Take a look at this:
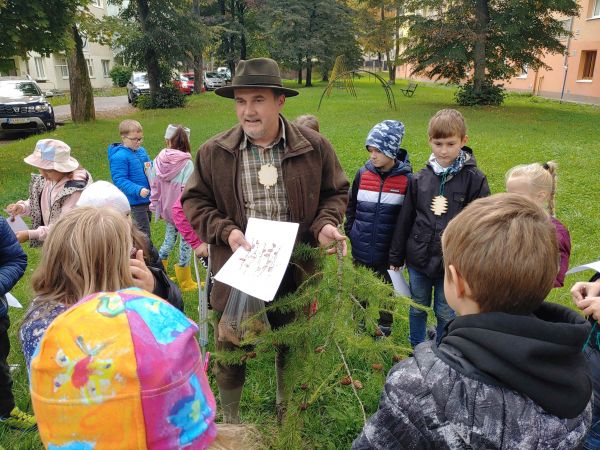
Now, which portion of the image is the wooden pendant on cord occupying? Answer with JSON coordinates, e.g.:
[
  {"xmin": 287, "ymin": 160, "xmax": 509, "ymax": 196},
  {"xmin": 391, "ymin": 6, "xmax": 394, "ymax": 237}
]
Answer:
[
  {"xmin": 258, "ymin": 164, "xmax": 278, "ymax": 189},
  {"xmin": 430, "ymin": 195, "xmax": 448, "ymax": 216}
]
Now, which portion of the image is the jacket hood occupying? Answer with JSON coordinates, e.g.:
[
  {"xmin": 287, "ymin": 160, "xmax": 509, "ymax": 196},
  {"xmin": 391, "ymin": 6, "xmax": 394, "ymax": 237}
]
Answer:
[
  {"xmin": 365, "ymin": 149, "xmax": 412, "ymax": 177},
  {"xmin": 38, "ymin": 168, "xmax": 89, "ymax": 187},
  {"xmin": 70, "ymin": 168, "xmax": 90, "ymax": 182},
  {"xmin": 107, "ymin": 142, "xmax": 123, "ymax": 159},
  {"xmin": 107, "ymin": 142, "xmax": 146, "ymax": 159},
  {"xmin": 154, "ymin": 148, "xmax": 191, "ymax": 181},
  {"xmin": 437, "ymin": 301, "xmax": 592, "ymax": 419}
]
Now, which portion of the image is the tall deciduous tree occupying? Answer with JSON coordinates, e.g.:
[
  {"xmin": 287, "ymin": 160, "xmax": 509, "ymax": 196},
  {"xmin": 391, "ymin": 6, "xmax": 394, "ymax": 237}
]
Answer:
[
  {"xmin": 0, "ymin": 0, "xmax": 81, "ymax": 58},
  {"xmin": 215, "ymin": 0, "xmax": 263, "ymax": 72},
  {"xmin": 261, "ymin": 0, "xmax": 361, "ymax": 87},
  {"xmin": 353, "ymin": 0, "xmax": 405, "ymax": 83},
  {"xmin": 67, "ymin": 23, "xmax": 95, "ymax": 122},
  {"xmin": 401, "ymin": 0, "xmax": 578, "ymax": 103},
  {"xmin": 0, "ymin": 0, "xmax": 98, "ymax": 122},
  {"xmin": 109, "ymin": 0, "xmax": 197, "ymax": 96}
]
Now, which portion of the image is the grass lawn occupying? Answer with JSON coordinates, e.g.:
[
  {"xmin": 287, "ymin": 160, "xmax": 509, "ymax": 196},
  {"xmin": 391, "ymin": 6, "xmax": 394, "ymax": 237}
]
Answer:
[{"xmin": 1, "ymin": 78, "xmax": 599, "ymax": 448}]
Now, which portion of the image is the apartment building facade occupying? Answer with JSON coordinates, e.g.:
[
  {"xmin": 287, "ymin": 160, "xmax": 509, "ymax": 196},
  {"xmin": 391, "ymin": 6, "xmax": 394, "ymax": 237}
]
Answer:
[
  {"xmin": 504, "ymin": 0, "xmax": 600, "ymax": 104},
  {"xmin": 0, "ymin": 0, "xmax": 116, "ymax": 92}
]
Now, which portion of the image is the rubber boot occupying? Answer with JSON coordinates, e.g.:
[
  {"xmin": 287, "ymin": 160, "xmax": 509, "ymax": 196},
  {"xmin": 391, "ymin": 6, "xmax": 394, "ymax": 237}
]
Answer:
[
  {"xmin": 219, "ymin": 386, "xmax": 242, "ymax": 424},
  {"xmin": 174, "ymin": 264, "xmax": 198, "ymax": 291}
]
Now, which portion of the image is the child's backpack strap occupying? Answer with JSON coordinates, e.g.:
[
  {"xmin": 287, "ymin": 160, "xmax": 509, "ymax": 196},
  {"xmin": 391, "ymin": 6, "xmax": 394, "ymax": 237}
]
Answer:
[{"xmin": 175, "ymin": 159, "xmax": 195, "ymax": 186}]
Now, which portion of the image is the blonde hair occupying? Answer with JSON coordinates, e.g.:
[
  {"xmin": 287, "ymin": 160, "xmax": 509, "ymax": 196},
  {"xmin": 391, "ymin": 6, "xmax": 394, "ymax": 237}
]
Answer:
[
  {"xmin": 428, "ymin": 108, "xmax": 467, "ymax": 139},
  {"xmin": 119, "ymin": 119, "xmax": 143, "ymax": 136},
  {"xmin": 294, "ymin": 114, "xmax": 320, "ymax": 132},
  {"xmin": 31, "ymin": 207, "xmax": 134, "ymax": 306},
  {"xmin": 505, "ymin": 161, "xmax": 558, "ymax": 216},
  {"xmin": 442, "ymin": 193, "xmax": 558, "ymax": 314}
]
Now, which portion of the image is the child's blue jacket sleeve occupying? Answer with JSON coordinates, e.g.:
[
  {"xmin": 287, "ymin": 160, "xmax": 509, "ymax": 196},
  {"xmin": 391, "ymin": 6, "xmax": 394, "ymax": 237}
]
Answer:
[{"xmin": 0, "ymin": 217, "xmax": 27, "ymax": 302}]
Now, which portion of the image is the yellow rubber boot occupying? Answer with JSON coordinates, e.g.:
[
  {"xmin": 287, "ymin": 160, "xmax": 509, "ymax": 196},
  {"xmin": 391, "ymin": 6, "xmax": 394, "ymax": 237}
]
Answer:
[
  {"xmin": 163, "ymin": 259, "xmax": 176, "ymax": 282},
  {"xmin": 174, "ymin": 264, "xmax": 198, "ymax": 292}
]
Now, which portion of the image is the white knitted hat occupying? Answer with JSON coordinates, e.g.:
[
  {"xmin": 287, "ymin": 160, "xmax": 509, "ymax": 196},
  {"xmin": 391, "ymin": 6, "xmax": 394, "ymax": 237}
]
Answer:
[{"xmin": 76, "ymin": 181, "xmax": 131, "ymax": 215}]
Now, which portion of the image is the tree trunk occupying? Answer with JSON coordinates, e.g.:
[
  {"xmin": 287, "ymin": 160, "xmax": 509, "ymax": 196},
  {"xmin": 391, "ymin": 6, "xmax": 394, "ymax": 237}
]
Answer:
[
  {"xmin": 136, "ymin": 0, "xmax": 160, "ymax": 95},
  {"xmin": 67, "ymin": 24, "xmax": 95, "ymax": 123},
  {"xmin": 322, "ymin": 66, "xmax": 329, "ymax": 82},
  {"xmin": 386, "ymin": 49, "xmax": 394, "ymax": 83},
  {"xmin": 297, "ymin": 56, "xmax": 303, "ymax": 84},
  {"xmin": 473, "ymin": 0, "xmax": 490, "ymax": 94},
  {"xmin": 305, "ymin": 56, "xmax": 312, "ymax": 87},
  {"xmin": 192, "ymin": 0, "xmax": 204, "ymax": 95},
  {"xmin": 193, "ymin": 55, "xmax": 203, "ymax": 95},
  {"xmin": 238, "ymin": 1, "xmax": 246, "ymax": 60},
  {"xmin": 389, "ymin": 2, "xmax": 401, "ymax": 83}
]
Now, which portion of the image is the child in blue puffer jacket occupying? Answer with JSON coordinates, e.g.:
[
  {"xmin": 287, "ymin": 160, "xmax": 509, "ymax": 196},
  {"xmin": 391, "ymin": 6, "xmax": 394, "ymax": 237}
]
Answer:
[
  {"xmin": 108, "ymin": 119, "xmax": 153, "ymax": 243},
  {"xmin": 345, "ymin": 120, "xmax": 412, "ymax": 336}
]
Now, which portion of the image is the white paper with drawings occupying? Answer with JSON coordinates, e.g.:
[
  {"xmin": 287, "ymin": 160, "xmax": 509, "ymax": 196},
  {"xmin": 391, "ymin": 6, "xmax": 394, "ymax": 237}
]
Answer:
[
  {"xmin": 214, "ymin": 218, "xmax": 299, "ymax": 302},
  {"xmin": 6, "ymin": 292, "xmax": 23, "ymax": 308},
  {"xmin": 388, "ymin": 269, "xmax": 411, "ymax": 297},
  {"xmin": 6, "ymin": 215, "xmax": 28, "ymax": 234},
  {"xmin": 567, "ymin": 260, "xmax": 600, "ymax": 275}
]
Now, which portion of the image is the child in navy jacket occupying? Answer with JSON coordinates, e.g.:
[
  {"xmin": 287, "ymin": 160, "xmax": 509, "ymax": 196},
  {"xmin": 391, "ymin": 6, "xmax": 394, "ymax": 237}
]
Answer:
[
  {"xmin": 0, "ymin": 217, "xmax": 35, "ymax": 429},
  {"xmin": 345, "ymin": 120, "xmax": 412, "ymax": 335},
  {"xmin": 389, "ymin": 109, "xmax": 489, "ymax": 347}
]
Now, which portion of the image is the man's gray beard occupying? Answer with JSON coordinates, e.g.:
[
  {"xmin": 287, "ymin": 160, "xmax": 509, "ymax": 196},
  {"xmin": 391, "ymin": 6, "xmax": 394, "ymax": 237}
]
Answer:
[{"xmin": 243, "ymin": 127, "xmax": 265, "ymax": 140}]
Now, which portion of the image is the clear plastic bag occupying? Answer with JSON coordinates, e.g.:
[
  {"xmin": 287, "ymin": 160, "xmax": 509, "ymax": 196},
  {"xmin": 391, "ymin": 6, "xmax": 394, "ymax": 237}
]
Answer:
[{"xmin": 218, "ymin": 288, "xmax": 270, "ymax": 346}]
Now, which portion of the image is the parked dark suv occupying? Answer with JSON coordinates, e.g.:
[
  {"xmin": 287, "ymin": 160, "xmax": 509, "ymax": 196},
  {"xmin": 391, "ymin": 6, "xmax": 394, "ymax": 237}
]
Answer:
[{"xmin": 0, "ymin": 78, "xmax": 55, "ymax": 136}]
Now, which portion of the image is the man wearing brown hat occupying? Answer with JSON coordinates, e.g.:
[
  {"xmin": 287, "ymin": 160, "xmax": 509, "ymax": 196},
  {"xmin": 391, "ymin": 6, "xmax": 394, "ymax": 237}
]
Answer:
[{"xmin": 181, "ymin": 57, "xmax": 349, "ymax": 423}]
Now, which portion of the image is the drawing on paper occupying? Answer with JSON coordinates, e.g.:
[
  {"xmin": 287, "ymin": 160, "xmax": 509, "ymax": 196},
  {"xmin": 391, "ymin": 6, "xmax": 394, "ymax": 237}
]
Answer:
[{"xmin": 238, "ymin": 239, "xmax": 282, "ymax": 277}]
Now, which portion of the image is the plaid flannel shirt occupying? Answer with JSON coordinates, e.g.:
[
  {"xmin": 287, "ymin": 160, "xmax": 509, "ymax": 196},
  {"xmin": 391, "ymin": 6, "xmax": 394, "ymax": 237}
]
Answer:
[{"xmin": 239, "ymin": 118, "xmax": 290, "ymax": 222}]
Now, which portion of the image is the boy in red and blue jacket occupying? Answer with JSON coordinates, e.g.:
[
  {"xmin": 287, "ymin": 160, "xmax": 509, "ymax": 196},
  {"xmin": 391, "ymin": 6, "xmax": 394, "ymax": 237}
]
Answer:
[{"xmin": 345, "ymin": 120, "xmax": 412, "ymax": 335}]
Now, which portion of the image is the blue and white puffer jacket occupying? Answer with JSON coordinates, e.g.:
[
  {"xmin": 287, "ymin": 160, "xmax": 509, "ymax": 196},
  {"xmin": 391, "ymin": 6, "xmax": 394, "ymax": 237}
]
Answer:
[{"xmin": 345, "ymin": 152, "xmax": 412, "ymax": 266}]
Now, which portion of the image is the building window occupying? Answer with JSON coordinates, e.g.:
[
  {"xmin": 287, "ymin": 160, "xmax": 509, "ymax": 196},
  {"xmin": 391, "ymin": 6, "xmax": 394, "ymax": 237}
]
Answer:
[
  {"xmin": 558, "ymin": 18, "xmax": 572, "ymax": 40},
  {"xmin": 90, "ymin": 0, "xmax": 102, "ymax": 7},
  {"xmin": 517, "ymin": 65, "xmax": 529, "ymax": 79},
  {"xmin": 86, "ymin": 58, "xmax": 95, "ymax": 78},
  {"xmin": 592, "ymin": 0, "xmax": 600, "ymax": 17},
  {"xmin": 578, "ymin": 50, "xmax": 597, "ymax": 80},
  {"xmin": 34, "ymin": 57, "xmax": 46, "ymax": 79},
  {"xmin": 101, "ymin": 60, "xmax": 110, "ymax": 78},
  {"xmin": 56, "ymin": 57, "xmax": 69, "ymax": 78},
  {"xmin": 0, "ymin": 59, "xmax": 17, "ymax": 76}
]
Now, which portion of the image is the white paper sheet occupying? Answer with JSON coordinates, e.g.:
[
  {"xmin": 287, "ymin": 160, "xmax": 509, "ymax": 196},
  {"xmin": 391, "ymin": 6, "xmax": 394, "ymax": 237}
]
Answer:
[
  {"xmin": 6, "ymin": 292, "xmax": 22, "ymax": 308},
  {"xmin": 566, "ymin": 260, "xmax": 600, "ymax": 275},
  {"xmin": 388, "ymin": 269, "xmax": 411, "ymax": 297},
  {"xmin": 6, "ymin": 215, "xmax": 28, "ymax": 234},
  {"xmin": 214, "ymin": 218, "xmax": 299, "ymax": 302}
]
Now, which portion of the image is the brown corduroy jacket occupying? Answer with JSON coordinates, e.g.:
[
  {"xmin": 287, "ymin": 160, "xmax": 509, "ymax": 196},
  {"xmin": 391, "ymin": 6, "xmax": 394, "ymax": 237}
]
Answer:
[{"xmin": 181, "ymin": 116, "xmax": 349, "ymax": 311}]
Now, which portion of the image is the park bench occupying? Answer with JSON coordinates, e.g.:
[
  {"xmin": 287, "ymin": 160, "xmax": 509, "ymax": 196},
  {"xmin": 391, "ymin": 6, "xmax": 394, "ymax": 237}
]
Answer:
[{"xmin": 399, "ymin": 82, "xmax": 418, "ymax": 97}]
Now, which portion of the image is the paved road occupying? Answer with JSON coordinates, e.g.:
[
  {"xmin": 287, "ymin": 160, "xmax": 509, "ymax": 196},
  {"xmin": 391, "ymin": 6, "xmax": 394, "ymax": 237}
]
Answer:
[
  {"xmin": 1, "ymin": 95, "xmax": 134, "ymax": 145},
  {"xmin": 53, "ymin": 95, "xmax": 133, "ymax": 121}
]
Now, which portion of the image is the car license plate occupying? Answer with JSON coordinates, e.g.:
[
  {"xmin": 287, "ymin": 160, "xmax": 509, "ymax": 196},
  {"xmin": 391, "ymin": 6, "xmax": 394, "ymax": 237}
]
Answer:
[{"xmin": 3, "ymin": 118, "xmax": 30, "ymax": 124}]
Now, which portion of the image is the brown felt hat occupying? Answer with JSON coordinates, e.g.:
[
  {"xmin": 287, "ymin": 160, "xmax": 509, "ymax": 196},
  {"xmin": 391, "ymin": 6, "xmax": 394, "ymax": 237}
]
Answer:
[{"xmin": 215, "ymin": 58, "xmax": 299, "ymax": 99}]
